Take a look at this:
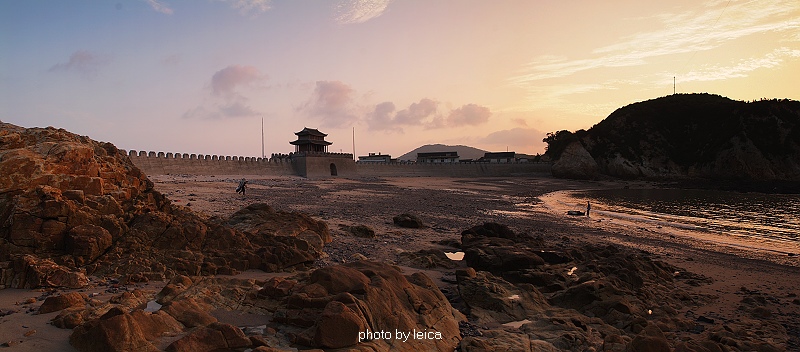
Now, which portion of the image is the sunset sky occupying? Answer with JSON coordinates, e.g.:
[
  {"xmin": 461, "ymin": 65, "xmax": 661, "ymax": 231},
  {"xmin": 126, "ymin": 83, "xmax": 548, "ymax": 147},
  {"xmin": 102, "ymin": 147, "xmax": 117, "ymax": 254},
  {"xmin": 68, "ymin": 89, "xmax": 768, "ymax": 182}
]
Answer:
[{"xmin": 2, "ymin": 1, "xmax": 799, "ymax": 158}]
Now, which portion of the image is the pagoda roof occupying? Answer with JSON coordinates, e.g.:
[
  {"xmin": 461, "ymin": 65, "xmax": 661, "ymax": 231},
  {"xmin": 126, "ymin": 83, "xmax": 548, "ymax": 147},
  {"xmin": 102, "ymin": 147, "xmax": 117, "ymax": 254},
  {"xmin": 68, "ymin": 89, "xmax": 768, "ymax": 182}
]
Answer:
[
  {"xmin": 290, "ymin": 139, "xmax": 332, "ymax": 146},
  {"xmin": 295, "ymin": 127, "xmax": 327, "ymax": 137}
]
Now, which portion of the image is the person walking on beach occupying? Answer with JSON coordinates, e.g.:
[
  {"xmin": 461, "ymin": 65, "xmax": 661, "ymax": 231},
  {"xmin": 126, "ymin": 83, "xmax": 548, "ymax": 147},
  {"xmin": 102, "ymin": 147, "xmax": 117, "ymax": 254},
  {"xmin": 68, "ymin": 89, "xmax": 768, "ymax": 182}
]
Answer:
[
  {"xmin": 586, "ymin": 201, "xmax": 591, "ymax": 217},
  {"xmin": 236, "ymin": 178, "xmax": 248, "ymax": 196}
]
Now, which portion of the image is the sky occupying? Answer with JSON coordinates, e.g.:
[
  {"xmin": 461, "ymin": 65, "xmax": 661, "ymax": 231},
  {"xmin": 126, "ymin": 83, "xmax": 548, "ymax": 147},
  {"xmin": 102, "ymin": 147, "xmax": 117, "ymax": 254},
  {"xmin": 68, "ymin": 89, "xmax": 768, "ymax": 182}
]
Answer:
[{"xmin": 1, "ymin": 0, "xmax": 799, "ymax": 158}]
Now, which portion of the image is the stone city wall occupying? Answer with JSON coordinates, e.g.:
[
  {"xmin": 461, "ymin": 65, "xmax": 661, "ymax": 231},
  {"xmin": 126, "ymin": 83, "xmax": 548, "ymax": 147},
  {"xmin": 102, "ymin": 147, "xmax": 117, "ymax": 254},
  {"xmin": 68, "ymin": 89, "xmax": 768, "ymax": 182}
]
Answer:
[
  {"xmin": 126, "ymin": 150, "xmax": 552, "ymax": 177},
  {"xmin": 354, "ymin": 162, "xmax": 552, "ymax": 177},
  {"xmin": 126, "ymin": 150, "xmax": 296, "ymax": 176}
]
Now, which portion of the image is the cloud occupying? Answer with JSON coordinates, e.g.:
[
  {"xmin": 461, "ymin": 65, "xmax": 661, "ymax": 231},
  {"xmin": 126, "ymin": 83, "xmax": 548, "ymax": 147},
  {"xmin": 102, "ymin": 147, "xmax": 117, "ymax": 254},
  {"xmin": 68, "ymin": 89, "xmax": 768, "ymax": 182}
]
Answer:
[
  {"xmin": 215, "ymin": 0, "xmax": 272, "ymax": 16},
  {"xmin": 395, "ymin": 98, "xmax": 438, "ymax": 125},
  {"xmin": 219, "ymin": 101, "xmax": 260, "ymax": 117},
  {"xmin": 144, "ymin": 0, "xmax": 173, "ymax": 14},
  {"xmin": 363, "ymin": 99, "xmax": 490, "ymax": 131},
  {"xmin": 511, "ymin": 118, "xmax": 528, "ymax": 127},
  {"xmin": 183, "ymin": 64, "xmax": 266, "ymax": 119},
  {"xmin": 367, "ymin": 98, "xmax": 440, "ymax": 131},
  {"xmin": 298, "ymin": 81, "xmax": 488, "ymax": 131},
  {"xmin": 478, "ymin": 127, "xmax": 547, "ymax": 154},
  {"xmin": 182, "ymin": 99, "xmax": 261, "ymax": 120},
  {"xmin": 48, "ymin": 50, "xmax": 110, "ymax": 76},
  {"xmin": 211, "ymin": 65, "xmax": 265, "ymax": 96},
  {"xmin": 335, "ymin": 0, "xmax": 392, "ymax": 24},
  {"xmin": 162, "ymin": 54, "xmax": 181, "ymax": 65},
  {"xmin": 672, "ymin": 47, "xmax": 800, "ymax": 83},
  {"xmin": 301, "ymin": 81, "xmax": 359, "ymax": 128},
  {"xmin": 511, "ymin": 1, "xmax": 800, "ymax": 83},
  {"xmin": 447, "ymin": 104, "xmax": 491, "ymax": 126},
  {"xmin": 367, "ymin": 101, "xmax": 397, "ymax": 130}
]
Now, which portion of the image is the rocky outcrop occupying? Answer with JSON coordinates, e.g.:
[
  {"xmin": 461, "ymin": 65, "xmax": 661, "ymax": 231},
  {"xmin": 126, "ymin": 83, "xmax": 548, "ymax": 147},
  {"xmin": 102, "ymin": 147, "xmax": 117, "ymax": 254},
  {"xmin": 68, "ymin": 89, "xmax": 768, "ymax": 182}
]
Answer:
[
  {"xmin": 266, "ymin": 260, "xmax": 461, "ymax": 351},
  {"xmin": 457, "ymin": 222, "xmax": 788, "ymax": 351},
  {"xmin": 551, "ymin": 142, "xmax": 599, "ymax": 179},
  {"xmin": 64, "ymin": 261, "xmax": 460, "ymax": 351},
  {"xmin": 0, "ymin": 122, "xmax": 329, "ymax": 289},
  {"xmin": 548, "ymin": 94, "xmax": 800, "ymax": 183}
]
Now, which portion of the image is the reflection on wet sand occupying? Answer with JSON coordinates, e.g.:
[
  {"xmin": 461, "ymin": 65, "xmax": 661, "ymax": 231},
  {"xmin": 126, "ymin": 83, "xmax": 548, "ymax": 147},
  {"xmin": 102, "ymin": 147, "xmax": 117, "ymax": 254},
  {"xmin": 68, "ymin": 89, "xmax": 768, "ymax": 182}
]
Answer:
[{"xmin": 536, "ymin": 190, "xmax": 800, "ymax": 259}]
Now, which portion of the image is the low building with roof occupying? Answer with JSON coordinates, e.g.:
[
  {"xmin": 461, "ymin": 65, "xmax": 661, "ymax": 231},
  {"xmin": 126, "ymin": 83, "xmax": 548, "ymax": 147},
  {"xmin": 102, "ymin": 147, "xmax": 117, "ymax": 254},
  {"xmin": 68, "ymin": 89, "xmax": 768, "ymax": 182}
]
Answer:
[
  {"xmin": 417, "ymin": 151, "xmax": 459, "ymax": 163},
  {"xmin": 358, "ymin": 152, "xmax": 392, "ymax": 163},
  {"xmin": 481, "ymin": 151, "xmax": 516, "ymax": 163}
]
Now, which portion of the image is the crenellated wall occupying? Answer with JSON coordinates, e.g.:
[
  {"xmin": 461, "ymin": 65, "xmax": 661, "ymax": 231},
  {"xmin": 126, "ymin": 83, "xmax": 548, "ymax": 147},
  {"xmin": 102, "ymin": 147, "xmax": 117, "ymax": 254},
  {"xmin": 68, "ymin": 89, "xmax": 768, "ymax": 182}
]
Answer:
[
  {"xmin": 125, "ymin": 149, "xmax": 552, "ymax": 178},
  {"xmin": 126, "ymin": 150, "xmax": 296, "ymax": 176}
]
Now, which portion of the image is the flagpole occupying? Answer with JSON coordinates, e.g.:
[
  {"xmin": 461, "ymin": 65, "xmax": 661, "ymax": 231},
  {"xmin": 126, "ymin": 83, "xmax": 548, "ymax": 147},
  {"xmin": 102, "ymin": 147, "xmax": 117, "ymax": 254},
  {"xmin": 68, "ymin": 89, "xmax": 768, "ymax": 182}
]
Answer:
[{"xmin": 261, "ymin": 118, "xmax": 264, "ymax": 158}]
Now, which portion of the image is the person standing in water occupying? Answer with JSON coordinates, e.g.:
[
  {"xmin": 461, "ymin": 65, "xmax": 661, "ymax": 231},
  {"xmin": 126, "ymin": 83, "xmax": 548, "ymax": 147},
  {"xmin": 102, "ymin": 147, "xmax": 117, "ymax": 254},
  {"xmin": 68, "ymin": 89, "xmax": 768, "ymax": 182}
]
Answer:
[{"xmin": 586, "ymin": 201, "xmax": 591, "ymax": 217}]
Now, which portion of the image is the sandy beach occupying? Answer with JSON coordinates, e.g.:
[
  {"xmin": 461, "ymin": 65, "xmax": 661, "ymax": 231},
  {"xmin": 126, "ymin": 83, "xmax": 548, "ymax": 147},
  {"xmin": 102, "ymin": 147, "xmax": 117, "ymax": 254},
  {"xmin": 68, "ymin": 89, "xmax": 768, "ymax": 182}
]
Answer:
[{"xmin": 2, "ymin": 173, "xmax": 799, "ymax": 350}]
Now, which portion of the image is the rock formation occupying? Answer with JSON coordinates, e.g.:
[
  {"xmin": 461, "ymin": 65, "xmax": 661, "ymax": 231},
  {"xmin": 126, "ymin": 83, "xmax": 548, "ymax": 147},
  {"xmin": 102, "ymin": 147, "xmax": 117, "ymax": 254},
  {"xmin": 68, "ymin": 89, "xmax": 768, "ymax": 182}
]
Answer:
[
  {"xmin": 393, "ymin": 213, "xmax": 427, "ymax": 228},
  {"xmin": 456, "ymin": 222, "xmax": 789, "ymax": 351},
  {"xmin": 551, "ymin": 141, "xmax": 599, "ymax": 179},
  {"xmin": 546, "ymin": 94, "xmax": 800, "ymax": 183},
  {"xmin": 0, "ymin": 122, "xmax": 330, "ymax": 289},
  {"xmin": 61, "ymin": 261, "xmax": 460, "ymax": 351}
]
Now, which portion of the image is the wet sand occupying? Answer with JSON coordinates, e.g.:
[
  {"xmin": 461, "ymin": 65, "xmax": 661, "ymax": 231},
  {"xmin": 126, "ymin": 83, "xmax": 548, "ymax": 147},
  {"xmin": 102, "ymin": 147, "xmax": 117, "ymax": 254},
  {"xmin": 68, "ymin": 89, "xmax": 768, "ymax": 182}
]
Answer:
[{"xmin": 539, "ymin": 190, "xmax": 800, "ymax": 266}]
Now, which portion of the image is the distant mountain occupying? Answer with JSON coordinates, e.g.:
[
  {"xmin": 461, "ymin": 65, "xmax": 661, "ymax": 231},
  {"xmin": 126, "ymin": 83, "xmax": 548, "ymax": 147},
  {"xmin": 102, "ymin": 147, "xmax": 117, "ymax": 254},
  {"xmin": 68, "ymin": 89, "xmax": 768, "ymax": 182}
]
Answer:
[
  {"xmin": 397, "ymin": 144, "xmax": 489, "ymax": 161},
  {"xmin": 547, "ymin": 93, "xmax": 800, "ymax": 182}
]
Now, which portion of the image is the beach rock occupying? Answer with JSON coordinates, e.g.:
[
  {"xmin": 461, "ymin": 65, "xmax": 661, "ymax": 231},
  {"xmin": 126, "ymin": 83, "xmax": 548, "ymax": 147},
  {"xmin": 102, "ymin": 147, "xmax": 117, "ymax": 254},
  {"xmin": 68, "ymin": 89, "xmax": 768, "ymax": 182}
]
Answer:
[
  {"xmin": 70, "ymin": 310, "xmax": 183, "ymax": 352},
  {"xmin": 455, "ymin": 221, "xmax": 738, "ymax": 351},
  {"xmin": 457, "ymin": 271, "xmax": 547, "ymax": 324},
  {"xmin": 272, "ymin": 261, "xmax": 460, "ymax": 351},
  {"xmin": 66, "ymin": 224, "xmax": 113, "ymax": 265},
  {"xmin": 166, "ymin": 322, "xmax": 251, "ymax": 352},
  {"xmin": 161, "ymin": 297, "xmax": 217, "ymax": 327},
  {"xmin": 226, "ymin": 203, "xmax": 332, "ymax": 249},
  {"xmin": 461, "ymin": 223, "xmax": 546, "ymax": 273},
  {"xmin": 626, "ymin": 325, "xmax": 670, "ymax": 352},
  {"xmin": 342, "ymin": 224, "xmax": 376, "ymax": 238},
  {"xmin": 675, "ymin": 340, "xmax": 726, "ymax": 352},
  {"xmin": 313, "ymin": 301, "xmax": 366, "ymax": 348},
  {"xmin": 460, "ymin": 329, "xmax": 560, "ymax": 352},
  {"xmin": 393, "ymin": 213, "xmax": 426, "ymax": 228},
  {"xmin": 11, "ymin": 255, "xmax": 88, "ymax": 289},
  {"xmin": 551, "ymin": 141, "xmax": 599, "ymax": 179},
  {"xmin": 39, "ymin": 292, "xmax": 88, "ymax": 314},
  {"xmin": 399, "ymin": 249, "xmax": 458, "ymax": 269},
  {"xmin": 0, "ymin": 122, "xmax": 331, "ymax": 289},
  {"xmin": 52, "ymin": 307, "xmax": 91, "ymax": 329}
]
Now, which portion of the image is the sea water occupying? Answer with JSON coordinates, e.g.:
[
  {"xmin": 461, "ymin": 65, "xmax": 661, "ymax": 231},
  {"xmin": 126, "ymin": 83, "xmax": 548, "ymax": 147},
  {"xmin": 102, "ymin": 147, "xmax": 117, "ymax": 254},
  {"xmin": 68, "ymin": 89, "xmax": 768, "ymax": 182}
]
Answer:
[{"xmin": 573, "ymin": 188, "xmax": 800, "ymax": 244}]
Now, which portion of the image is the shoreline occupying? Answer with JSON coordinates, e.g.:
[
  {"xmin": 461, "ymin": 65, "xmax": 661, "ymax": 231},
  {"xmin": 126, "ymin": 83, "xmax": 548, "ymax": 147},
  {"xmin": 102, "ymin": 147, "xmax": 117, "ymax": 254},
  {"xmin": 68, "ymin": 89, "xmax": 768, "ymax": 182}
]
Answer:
[{"xmin": 538, "ymin": 190, "xmax": 800, "ymax": 266}]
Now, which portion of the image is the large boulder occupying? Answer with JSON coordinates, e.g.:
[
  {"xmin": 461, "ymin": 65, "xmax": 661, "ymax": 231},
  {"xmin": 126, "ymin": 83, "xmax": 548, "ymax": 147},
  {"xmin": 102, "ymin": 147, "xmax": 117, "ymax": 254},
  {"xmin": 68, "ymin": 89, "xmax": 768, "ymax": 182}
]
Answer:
[
  {"xmin": 551, "ymin": 141, "xmax": 599, "ymax": 179},
  {"xmin": 270, "ymin": 260, "xmax": 461, "ymax": 351},
  {"xmin": 70, "ymin": 310, "xmax": 183, "ymax": 352},
  {"xmin": 393, "ymin": 213, "xmax": 427, "ymax": 228},
  {"xmin": 39, "ymin": 292, "xmax": 89, "ymax": 314}
]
